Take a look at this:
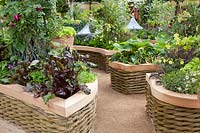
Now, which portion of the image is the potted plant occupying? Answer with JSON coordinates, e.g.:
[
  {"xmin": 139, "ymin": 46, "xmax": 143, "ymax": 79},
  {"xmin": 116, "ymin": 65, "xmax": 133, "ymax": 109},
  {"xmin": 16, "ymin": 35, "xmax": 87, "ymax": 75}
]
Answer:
[
  {"xmin": 109, "ymin": 38, "xmax": 161, "ymax": 94},
  {"xmin": 51, "ymin": 26, "xmax": 76, "ymax": 49},
  {"xmin": 146, "ymin": 34, "xmax": 200, "ymax": 133}
]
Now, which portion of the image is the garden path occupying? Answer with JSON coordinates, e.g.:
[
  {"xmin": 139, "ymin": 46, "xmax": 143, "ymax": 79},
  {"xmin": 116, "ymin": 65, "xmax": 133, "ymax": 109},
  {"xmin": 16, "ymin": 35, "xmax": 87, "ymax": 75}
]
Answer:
[{"xmin": 0, "ymin": 69, "xmax": 154, "ymax": 133}]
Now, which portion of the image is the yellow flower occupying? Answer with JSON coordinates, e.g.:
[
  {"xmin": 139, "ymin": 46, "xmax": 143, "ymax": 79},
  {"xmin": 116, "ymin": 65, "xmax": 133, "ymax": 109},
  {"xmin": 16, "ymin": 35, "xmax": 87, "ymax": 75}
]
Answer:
[
  {"xmin": 168, "ymin": 60, "xmax": 173, "ymax": 64},
  {"xmin": 165, "ymin": 44, "xmax": 171, "ymax": 49},
  {"xmin": 180, "ymin": 60, "xmax": 184, "ymax": 65}
]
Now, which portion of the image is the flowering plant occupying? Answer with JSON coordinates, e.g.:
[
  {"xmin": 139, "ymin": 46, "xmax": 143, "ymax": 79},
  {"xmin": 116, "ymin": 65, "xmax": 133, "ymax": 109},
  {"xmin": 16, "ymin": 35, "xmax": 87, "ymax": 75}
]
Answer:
[
  {"xmin": 156, "ymin": 34, "xmax": 200, "ymax": 72},
  {"xmin": 0, "ymin": 0, "xmax": 61, "ymax": 60},
  {"xmin": 153, "ymin": 34, "xmax": 200, "ymax": 94},
  {"xmin": 161, "ymin": 58, "xmax": 200, "ymax": 94}
]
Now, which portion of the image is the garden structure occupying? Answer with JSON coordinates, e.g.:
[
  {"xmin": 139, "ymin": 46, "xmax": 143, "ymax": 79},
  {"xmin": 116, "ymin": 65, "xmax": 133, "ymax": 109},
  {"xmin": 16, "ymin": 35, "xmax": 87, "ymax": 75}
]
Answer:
[
  {"xmin": 74, "ymin": 45, "xmax": 115, "ymax": 72},
  {"xmin": 0, "ymin": 0, "xmax": 200, "ymax": 133},
  {"xmin": 0, "ymin": 81, "xmax": 98, "ymax": 133},
  {"xmin": 109, "ymin": 62, "xmax": 160, "ymax": 94},
  {"xmin": 146, "ymin": 73, "xmax": 200, "ymax": 133}
]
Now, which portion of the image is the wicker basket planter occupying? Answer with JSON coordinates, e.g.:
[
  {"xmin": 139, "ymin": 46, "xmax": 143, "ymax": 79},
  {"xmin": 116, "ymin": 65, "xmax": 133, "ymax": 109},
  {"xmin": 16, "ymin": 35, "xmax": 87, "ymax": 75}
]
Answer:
[
  {"xmin": 109, "ymin": 62, "xmax": 160, "ymax": 94},
  {"xmin": 51, "ymin": 36, "xmax": 74, "ymax": 49},
  {"xmin": 0, "ymin": 80, "xmax": 98, "ymax": 133},
  {"xmin": 146, "ymin": 73, "xmax": 200, "ymax": 133},
  {"xmin": 74, "ymin": 45, "xmax": 115, "ymax": 73}
]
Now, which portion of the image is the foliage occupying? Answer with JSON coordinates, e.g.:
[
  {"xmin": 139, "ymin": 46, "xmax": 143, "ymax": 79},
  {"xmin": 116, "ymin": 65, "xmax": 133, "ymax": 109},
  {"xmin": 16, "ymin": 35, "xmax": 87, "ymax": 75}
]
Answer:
[
  {"xmin": 156, "ymin": 34, "xmax": 200, "ymax": 72},
  {"xmin": 181, "ymin": 57, "xmax": 200, "ymax": 72},
  {"xmin": 75, "ymin": 61, "xmax": 96, "ymax": 84},
  {"xmin": 0, "ymin": 37, "xmax": 10, "ymax": 61},
  {"xmin": 89, "ymin": 0, "xmax": 131, "ymax": 49},
  {"xmin": 171, "ymin": 3, "xmax": 200, "ymax": 36},
  {"xmin": 56, "ymin": 0, "xmax": 69, "ymax": 17},
  {"xmin": 146, "ymin": 0, "xmax": 175, "ymax": 30},
  {"xmin": 161, "ymin": 69, "xmax": 200, "ymax": 94},
  {"xmin": 0, "ymin": 0, "xmax": 60, "ymax": 60},
  {"xmin": 0, "ymin": 61, "xmax": 10, "ymax": 83},
  {"xmin": 110, "ymin": 38, "xmax": 164, "ymax": 65},
  {"xmin": 56, "ymin": 26, "xmax": 76, "ymax": 37},
  {"xmin": 11, "ymin": 47, "xmax": 95, "ymax": 103},
  {"xmin": 74, "ymin": 0, "xmax": 101, "ymax": 2}
]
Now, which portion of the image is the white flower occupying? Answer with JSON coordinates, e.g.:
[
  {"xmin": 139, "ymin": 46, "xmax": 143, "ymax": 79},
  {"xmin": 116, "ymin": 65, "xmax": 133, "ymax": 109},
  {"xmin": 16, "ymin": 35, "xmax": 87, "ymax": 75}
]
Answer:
[
  {"xmin": 185, "ymin": 75, "xmax": 189, "ymax": 80},
  {"xmin": 177, "ymin": 87, "xmax": 182, "ymax": 91},
  {"xmin": 192, "ymin": 78, "xmax": 197, "ymax": 83}
]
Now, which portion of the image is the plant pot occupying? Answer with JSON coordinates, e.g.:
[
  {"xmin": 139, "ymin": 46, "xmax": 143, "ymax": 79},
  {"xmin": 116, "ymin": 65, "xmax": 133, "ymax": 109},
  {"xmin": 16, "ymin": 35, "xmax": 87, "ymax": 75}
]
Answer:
[
  {"xmin": 0, "ymin": 80, "xmax": 98, "ymax": 133},
  {"xmin": 51, "ymin": 36, "xmax": 74, "ymax": 49},
  {"xmin": 109, "ymin": 62, "xmax": 160, "ymax": 94},
  {"xmin": 146, "ymin": 73, "xmax": 200, "ymax": 133},
  {"xmin": 74, "ymin": 45, "xmax": 116, "ymax": 73}
]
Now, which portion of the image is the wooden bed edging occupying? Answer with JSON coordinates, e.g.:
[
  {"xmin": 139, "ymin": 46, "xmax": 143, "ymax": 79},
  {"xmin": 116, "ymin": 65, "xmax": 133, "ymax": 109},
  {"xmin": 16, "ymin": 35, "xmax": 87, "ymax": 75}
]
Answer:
[
  {"xmin": 74, "ymin": 45, "xmax": 116, "ymax": 72},
  {"xmin": 0, "ymin": 80, "xmax": 98, "ymax": 117},
  {"xmin": 73, "ymin": 45, "xmax": 115, "ymax": 56},
  {"xmin": 109, "ymin": 62, "xmax": 161, "ymax": 72}
]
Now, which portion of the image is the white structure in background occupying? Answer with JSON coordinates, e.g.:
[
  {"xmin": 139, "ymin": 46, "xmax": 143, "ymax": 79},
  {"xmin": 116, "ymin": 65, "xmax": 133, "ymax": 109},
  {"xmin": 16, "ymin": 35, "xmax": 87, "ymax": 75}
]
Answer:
[
  {"xmin": 126, "ymin": 16, "xmax": 143, "ymax": 30},
  {"xmin": 77, "ymin": 23, "xmax": 94, "ymax": 36}
]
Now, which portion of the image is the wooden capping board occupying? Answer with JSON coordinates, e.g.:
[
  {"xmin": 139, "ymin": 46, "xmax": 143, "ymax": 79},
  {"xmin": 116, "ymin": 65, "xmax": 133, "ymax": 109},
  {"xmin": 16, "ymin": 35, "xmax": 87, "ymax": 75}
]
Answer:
[
  {"xmin": 146, "ymin": 73, "xmax": 200, "ymax": 108},
  {"xmin": 73, "ymin": 45, "xmax": 116, "ymax": 56},
  {"xmin": 109, "ymin": 62, "xmax": 161, "ymax": 72},
  {"xmin": 0, "ymin": 80, "xmax": 98, "ymax": 118}
]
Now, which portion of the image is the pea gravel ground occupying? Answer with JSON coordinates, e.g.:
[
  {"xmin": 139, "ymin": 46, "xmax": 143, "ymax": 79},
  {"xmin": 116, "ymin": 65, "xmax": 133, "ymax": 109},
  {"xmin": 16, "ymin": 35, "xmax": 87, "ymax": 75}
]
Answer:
[{"xmin": 0, "ymin": 69, "xmax": 154, "ymax": 133}]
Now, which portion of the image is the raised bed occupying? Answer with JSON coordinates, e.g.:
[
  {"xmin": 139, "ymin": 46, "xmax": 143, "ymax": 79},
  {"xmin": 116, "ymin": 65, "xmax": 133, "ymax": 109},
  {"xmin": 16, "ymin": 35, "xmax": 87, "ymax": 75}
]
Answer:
[
  {"xmin": 0, "ymin": 80, "xmax": 98, "ymax": 133},
  {"xmin": 146, "ymin": 73, "xmax": 200, "ymax": 133},
  {"xmin": 74, "ymin": 45, "xmax": 115, "ymax": 72},
  {"xmin": 109, "ymin": 62, "xmax": 160, "ymax": 94}
]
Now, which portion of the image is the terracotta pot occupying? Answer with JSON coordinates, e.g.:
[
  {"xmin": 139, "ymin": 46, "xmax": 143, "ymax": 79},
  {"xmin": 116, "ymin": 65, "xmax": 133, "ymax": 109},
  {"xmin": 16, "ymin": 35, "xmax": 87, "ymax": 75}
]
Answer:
[
  {"xmin": 108, "ymin": 62, "xmax": 161, "ymax": 94},
  {"xmin": 0, "ymin": 80, "xmax": 98, "ymax": 132},
  {"xmin": 51, "ymin": 36, "xmax": 74, "ymax": 49},
  {"xmin": 146, "ymin": 73, "xmax": 200, "ymax": 133}
]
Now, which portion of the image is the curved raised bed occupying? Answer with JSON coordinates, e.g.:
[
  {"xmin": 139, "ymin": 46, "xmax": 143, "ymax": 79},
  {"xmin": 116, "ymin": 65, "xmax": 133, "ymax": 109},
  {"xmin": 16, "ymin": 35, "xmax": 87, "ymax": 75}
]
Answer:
[
  {"xmin": 74, "ymin": 45, "xmax": 115, "ymax": 72},
  {"xmin": 0, "ymin": 80, "xmax": 98, "ymax": 133},
  {"xmin": 146, "ymin": 73, "xmax": 200, "ymax": 133},
  {"xmin": 109, "ymin": 62, "xmax": 160, "ymax": 94}
]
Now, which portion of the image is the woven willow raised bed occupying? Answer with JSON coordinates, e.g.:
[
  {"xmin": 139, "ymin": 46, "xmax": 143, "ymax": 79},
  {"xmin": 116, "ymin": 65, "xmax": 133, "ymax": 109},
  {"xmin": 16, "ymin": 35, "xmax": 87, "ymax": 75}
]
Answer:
[
  {"xmin": 74, "ymin": 46, "xmax": 115, "ymax": 73},
  {"xmin": 0, "ymin": 80, "xmax": 98, "ymax": 133},
  {"xmin": 109, "ymin": 62, "xmax": 160, "ymax": 94},
  {"xmin": 146, "ymin": 74, "xmax": 200, "ymax": 133}
]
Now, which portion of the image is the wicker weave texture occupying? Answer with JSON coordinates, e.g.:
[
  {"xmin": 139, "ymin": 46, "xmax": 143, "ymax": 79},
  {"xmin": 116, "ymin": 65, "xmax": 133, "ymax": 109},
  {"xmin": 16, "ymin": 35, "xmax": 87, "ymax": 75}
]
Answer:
[
  {"xmin": 146, "ymin": 84, "xmax": 200, "ymax": 133},
  {"xmin": 77, "ymin": 50, "xmax": 111, "ymax": 73},
  {"xmin": 0, "ymin": 93, "xmax": 96, "ymax": 133},
  {"xmin": 110, "ymin": 67, "xmax": 154, "ymax": 94}
]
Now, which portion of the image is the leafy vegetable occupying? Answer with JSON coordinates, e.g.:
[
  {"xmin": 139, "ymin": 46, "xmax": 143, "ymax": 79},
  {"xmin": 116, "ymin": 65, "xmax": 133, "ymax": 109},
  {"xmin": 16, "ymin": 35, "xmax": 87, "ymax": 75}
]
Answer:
[
  {"xmin": 11, "ymin": 47, "xmax": 95, "ymax": 103},
  {"xmin": 110, "ymin": 38, "xmax": 163, "ymax": 65}
]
